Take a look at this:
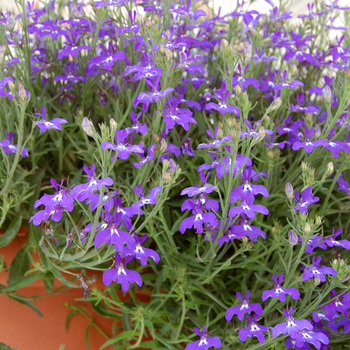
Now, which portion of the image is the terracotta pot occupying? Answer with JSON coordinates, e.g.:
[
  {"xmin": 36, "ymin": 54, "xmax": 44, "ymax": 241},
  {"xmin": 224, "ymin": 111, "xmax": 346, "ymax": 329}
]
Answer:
[{"xmin": 0, "ymin": 226, "xmax": 151, "ymax": 350}]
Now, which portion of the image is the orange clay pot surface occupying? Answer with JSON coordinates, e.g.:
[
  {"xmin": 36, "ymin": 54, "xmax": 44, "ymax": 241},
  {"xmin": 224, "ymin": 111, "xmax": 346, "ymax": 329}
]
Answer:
[{"xmin": 0, "ymin": 226, "xmax": 151, "ymax": 350}]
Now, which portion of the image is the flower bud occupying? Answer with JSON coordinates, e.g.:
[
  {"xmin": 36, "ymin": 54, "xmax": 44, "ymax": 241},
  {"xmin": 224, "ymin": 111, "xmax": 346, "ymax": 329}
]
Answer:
[
  {"xmin": 304, "ymin": 222, "xmax": 311, "ymax": 235},
  {"xmin": 162, "ymin": 159, "xmax": 169, "ymax": 172},
  {"xmin": 326, "ymin": 162, "xmax": 334, "ymax": 176},
  {"xmin": 164, "ymin": 48, "xmax": 173, "ymax": 60},
  {"xmin": 217, "ymin": 127, "xmax": 224, "ymax": 140},
  {"xmin": 160, "ymin": 138, "xmax": 167, "ymax": 153},
  {"xmin": 221, "ymin": 39, "xmax": 229, "ymax": 49},
  {"xmin": 243, "ymin": 43, "xmax": 252, "ymax": 63},
  {"xmin": 267, "ymin": 97, "xmax": 282, "ymax": 113},
  {"xmin": 285, "ymin": 183, "xmax": 294, "ymax": 199},
  {"xmin": 289, "ymin": 230, "xmax": 298, "ymax": 246},
  {"xmin": 168, "ymin": 159, "xmax": 177, "ymax": 174},
  {"xmin": 82, "ymin": 117, "xmax": 94, "ymax": 137},
  {"xmin": 18, "ymin": 83, "xmax": 27, "ymax": 102},
  {"xmin": 234, "ymin": 85, "xmax": 241, "ymax": 95},
  {"xmin": 145, "ymin": 18, "xmax": 152, "ymax": 28},
  {"xmin": 163, "ymin": 171, "xmax": 171, "ymax": 184},
  {"xmin": 301, "ymin": 162, "xmax": 307, "ymax": 172},
  {"xmin": 0, "ymin": 46, "xmax": 5, "ymax": 64},
  {"xmin": 109, "ymin": 118, "xmax": 117, "ymax": 133},
  {"xmin": 291, "ymin": 64, "xmax": 298, "ymax": 78},
  {"xmin": 316, "ymin": 216, "xmax": 322, "ymax": 225},
  {"xmin": 323, "ymin": 85, "xmax": 332, "ymax": 104},
  {"xmin": 153, "ymin": 134, "xmax": 159, "ymax": 142}
]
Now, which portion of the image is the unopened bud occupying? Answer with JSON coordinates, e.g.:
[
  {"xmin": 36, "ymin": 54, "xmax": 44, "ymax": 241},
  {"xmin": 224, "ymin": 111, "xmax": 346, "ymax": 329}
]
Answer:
[
  {"xmin": 162, "ymin": 159, "xmax": 169, "ymax": 171},
  {"xmin": 323, "ymin": 85, "xmax": 332, "ymax": 104},
  {"xmin": 242, "ymin": 236, "xmax": 248, "ymax": 244},
  {"xmin": 243, "ymin": 43, "xmax": 252, "ymax": 63},
  {"xmin": 314, "ymin": 126, "xmax": 321, "ymax": 139},
  {"xmin": 217, "ymin": 127, "xmax": 223, "ymax": 140},
  {"xmin": 221, "ymin": 39, "xmax": 229, "ymax": 49},
  {"xmin": 168, "ymin": 159, "xmax": 177, "ymax": 174},
  {"xmin": 301, "ymin": 162, "xmax": 307, "ymax": 172},
  {"xmin": 145, "ymin": 18, "xmax": 152, "ymax": 28},
  {"xmin": 289, "ymin": 230, "xmax": 298, "ymax": 246},
  {"xmin": 291, "ymin": 65, "xmax": 298, "ymax": 78},
  {"xmin": 234, "ymin": 85, "xmax": 241, "ymax": 95},
  {"xmin": 285, "ymin": 183, "xmax": 294, "ymax": 199},
  {"xmin": 262, "ymin": 114, "xmax": 270, "ymax": 128},
  {"xmin": 109, "ymin": 118, "xmax": 117, "ymax": 132},
  {"xmin": 255, "ymin": 127, "xmax": 265, "ymax": 142},
  {"xmin": 0, "ymin": 46, "xmax": 5, "ymax": 64},
  {"xmin": 160, "ymin": 138, "xmax": 167, "ymax": 153},
  {"xmin": 316, "ymin": 216, "xmax": 322, "ymax": 225},
  {"xmin": 82, "ymin": 117, "xmax": 94, "ymax": 137},
  {"xmin": 163, "ymin": 171, "xmax": 171, "ymax": 184},
  {"xmin": 326, "ymin": 162, "xmax": 334, "ymax": 176},
  {"xmin": 214, "ymin": 44, "xmax": 219, "ymax": 53},
  {"xmin": 164, "ymin": 48, "xmax": 172, "ymax": 60},
  {"xmin": 304, "ymin": 222, "xmax": 311, "ymax": 235},
  {"xmin": 267, "ymin": 97, "xmax": 282, "ymax": 113},
  {"xmin": 18, "ymin": 83, "xmax": 27, "ymax": 102}
]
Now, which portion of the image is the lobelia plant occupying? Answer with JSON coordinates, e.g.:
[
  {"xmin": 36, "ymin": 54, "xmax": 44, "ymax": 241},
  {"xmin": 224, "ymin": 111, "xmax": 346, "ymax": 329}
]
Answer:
[{"xmin": 1, "ymin": 0, "xmax": 350, "ymax": 349}]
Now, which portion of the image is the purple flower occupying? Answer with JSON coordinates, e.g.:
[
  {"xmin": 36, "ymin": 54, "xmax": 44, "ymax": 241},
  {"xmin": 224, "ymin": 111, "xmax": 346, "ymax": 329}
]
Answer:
[
  {"xmin": 303, "ymin": 235, "xmax": 327, "ymax": 254},
  {"xmin": 29, "ymin": 205, "xmax": 64, "ymax": 225},
  {"xmin": 163, "ymin": 95, "xmax": 197, "ymax": 131},
  {"xmin": 337, "ymin": 173, "xmax": 350, "ymax": 196},
  {"xmin": 58, "ymin": 30, "xmax": 91, "ymax": 59},
  {"xmin": 185, "ymin": 326, "xmax": 221, "ymax": 350},
  {"xmin": 71, "ymin": 164, "xmax": 113, "ymax": 202},
  {"xmin": 133, "ymin": 144, "xmax": 156, "ymax": 169},
  {"xmin": 133, "ymin": 78, "xmax": 174, "ymax": 112},
  {"xmin": 33, "ymin": 178, "xmax": 74, "ymax": 213},
  {"xmin": 230, "ymin": 217, "xmax": 266, "ymax": 242},
  {"xmin": 86, "ymin": 43, "xmax": 125, "ymax": 75},
  {"xmin": 0, "ymin": 131, "xmax": 28, "ymax": 157},
  {"xmin": 121, "ymin": 233, "xmax": 160, "ymax": 266},
  {"xmin": 181, "ymin": 172, "xmax": 215, "ymax": 197},
  {"xmin": 132, "ymin": 185, "xmax": 163, "ymax": 211},
  {"xmin": 101, "ymin": 129, "xmax": 144, "ymax": 162},
  {"xmin": 181, "ymin": 193, "xmax": 219, "ymax": 213},
  {"xmin": 294, "ymin": 329, "xmax": 329, "ymax": 350},
  {"xmin": 229, "ymin": 167, "xmax": 269, "ymax": 201},
  {"xmin": 292, "ymin": 128, "xmax": 328, "ymax": 153},
  {"xmin": 181, "ymin": 138, "xmax": 196, "ymax": 157},
  {"xmin": 197, "ymin": 127, "xmax": 232, "ymax": 149},
  {"xmin": 323, "ymin": 227, "xmax": 350, "ymax": 250},
  {"xmin": 217, "ymin": 226, "xmax": 245, "ymax": 245},
  {"xmin": 86, "ymin": 190, "xmax": 120, "ymax": 212},
  {"xmin": 272, "ymin": 70, "xmax": 304, "ymax": 90},
  {"xmin": 241, "ymin": 119, "xmax": 273, "ymax": 139},
  {"xmin": 229, "ymin": 191, "xmax": 269, "ymax": 220},
  {"xmin": 239, "ymin": 314, "xmax": 268, "ymax": 344},
  {"xmin": 125, "ymin": 111, "xmax": 147, "ymax": 135},
  {"xmin": 33, "ymin": 106, "xmax": 68, "ymax": 132},
  {"xmin": 251, "ymin": 48, "xmax": 277, "ymax": 63},
  {"xmin": 272, "ymin": 307, "xmax": 313, "ymax": 339},
  {"xmin": 294, "ymin": 187, "xmax": 319, "ymax": 214},
  {"xmin": 94, "ymin": 212, "xmax": 135, "ymax": 251},
  {"xmin": 323, "ymin": 289, "xmax": 350, "ymax": 318},
  {"xmin": 301, "ymin": 256, "xmax": 337, "ymax": 283},
  {"xmin": 262, "ymin": 273, "xmax": 300, "ymax": 302},
  {"xmin": 205, "ymin": 88, "xmax": 240, "ymax": 116},
  {"xmin": 170, "ymin": 0, "xmax": 207, "ymax": 21},
  {"xmin": 290, "ymin": 94, "xmax": 319, "ymax": 114},
  {"xmin": 103, "ymin": 254, "xmax": 142, "ymax": 291},
  {"xmin": 0, "ymin": 77, "xmax": 13, "ymax": 99},
  {"xmin": 180, "ymin": 203, "xmax": 217, "ymax": 235},
  {"xmin": 226, "ymin": 291, "xmax": 263, "ymax": 321},
  {"xmin": 117, "ymin": 10, "xmax": 140, "ymax": 35}
]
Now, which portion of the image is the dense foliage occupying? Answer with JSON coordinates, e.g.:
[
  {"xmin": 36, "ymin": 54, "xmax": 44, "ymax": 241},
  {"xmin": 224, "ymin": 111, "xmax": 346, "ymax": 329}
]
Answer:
[{"xmin": 1, "ymin": 0, "xmax": 350, "ymax": 349}]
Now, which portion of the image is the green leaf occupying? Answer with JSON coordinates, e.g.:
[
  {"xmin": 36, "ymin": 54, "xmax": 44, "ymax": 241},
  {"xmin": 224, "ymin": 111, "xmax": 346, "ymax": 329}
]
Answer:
[
  {"xmin": 0, "ymin": 216, "xmax": 22, "ymax": 248},
  {"xmin": 138, "ymin": 341, "xmax": 164, "ymax": 349},
  {"xmin": 100, "ymin": 330, "xmax": 140, "ymax": 349},
  {"xmin": 42, "ymin": 272, "xmax": 54, "ymax": 293},
  {"xmin": 89, "ymin": 300, "xmax": 121, "ymax": 319},
  {"xmin": 3, "ymin": 272, "xmax": 41, "ymax": 292},
  {"xmin": 7, "ymin": 245, "xmax": 31, "ymax": 286},
  {"xmin": 8, "ymin": 293, "xmax": 43, "ymax": 317},
  {"xmin": 84, "ymin": 324, "xmax": 92, "ymax": 350},
  {"xmin": 65, "ymin": 310, "xmax": 76, "ymax": 332}
]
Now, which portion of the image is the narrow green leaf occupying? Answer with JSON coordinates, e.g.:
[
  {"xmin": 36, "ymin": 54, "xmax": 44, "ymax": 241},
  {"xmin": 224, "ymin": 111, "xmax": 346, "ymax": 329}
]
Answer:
[
  {"xmin": 9, "ymin": 293, "xmax": 43, "ymax": 317},
  {"xmin": 0, "ymin": 216, "xmax": 22, "ymax": 248},
  {"xmin": 65, "ymin": 310, "xmax": 76, "ymax": 332},
  {"xmin": 138, "ymin": 341, "xmax": 164, "ymax": 349},
  {"xmin": 100, "ymin": 330, "xmax": 140, "ymax": 349},
  {"xmin": 84, "ymin": 324, "xmax": 91, "ymax": 350},
  {"xmin": 0, "ymin": 342, "xmax": 17, "ymax": 350},
  {"xmin": 7, "ymin": 245, "xmax": 31, "ymax": 286},
  {"xmin": 3, "ymin": 272, "xmax": 41, "ymax": 292}
]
